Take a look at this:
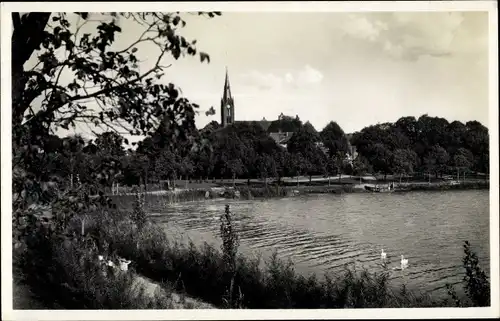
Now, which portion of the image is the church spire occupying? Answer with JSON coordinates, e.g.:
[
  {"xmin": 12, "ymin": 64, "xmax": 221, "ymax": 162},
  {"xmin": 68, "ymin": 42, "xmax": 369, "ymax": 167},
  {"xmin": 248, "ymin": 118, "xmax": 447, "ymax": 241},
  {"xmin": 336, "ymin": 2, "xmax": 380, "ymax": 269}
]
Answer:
[
  {"xmin": 221, "ymin": 67, "xmax": 235, "ymax": 127},
  {"xmin": 223, "ymin": 66, "xmax": 232, "ymax": 101}
]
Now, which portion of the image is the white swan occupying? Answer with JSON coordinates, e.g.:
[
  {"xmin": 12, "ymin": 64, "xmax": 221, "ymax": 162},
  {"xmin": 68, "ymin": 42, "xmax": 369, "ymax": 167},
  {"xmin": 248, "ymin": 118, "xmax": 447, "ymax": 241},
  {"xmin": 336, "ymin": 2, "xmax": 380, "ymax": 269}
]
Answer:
[
  {"xmin": 381, "ymin": 249, "xmax": 387, "ymax": 262},
  {"xmin": 400, "ymin": 255, "xmax": 408, "ymax": 270},
  {"xmin": 118, "ymin": 258, "xmax": 132, "ymax": 272}
]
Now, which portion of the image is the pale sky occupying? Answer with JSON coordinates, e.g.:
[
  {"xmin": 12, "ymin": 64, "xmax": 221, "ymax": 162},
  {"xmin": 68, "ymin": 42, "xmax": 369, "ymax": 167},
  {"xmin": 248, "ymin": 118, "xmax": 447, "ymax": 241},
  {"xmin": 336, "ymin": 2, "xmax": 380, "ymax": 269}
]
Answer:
[
  {"xmin": 176, "ymin": 12, "xmax": 489, "ymax": 133},
  {"xmin": 28, "ymin": 11, "xmax": 489, "ymax": 142}
]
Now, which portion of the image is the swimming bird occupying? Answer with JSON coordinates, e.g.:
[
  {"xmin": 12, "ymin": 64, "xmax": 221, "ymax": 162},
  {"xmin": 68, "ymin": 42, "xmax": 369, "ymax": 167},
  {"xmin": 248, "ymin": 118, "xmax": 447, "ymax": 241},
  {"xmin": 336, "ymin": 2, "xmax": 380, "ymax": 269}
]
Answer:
[
  {"xmin": 118, "ymin": 258, "xmax": 132, "ymax": 272},
  {"xmin": 400, "ymin": 255, "xmax": 409, "ymax": 270},
  {"xmin": 381, "ymin": 249, "xmax": 387, "ymax": 262}
]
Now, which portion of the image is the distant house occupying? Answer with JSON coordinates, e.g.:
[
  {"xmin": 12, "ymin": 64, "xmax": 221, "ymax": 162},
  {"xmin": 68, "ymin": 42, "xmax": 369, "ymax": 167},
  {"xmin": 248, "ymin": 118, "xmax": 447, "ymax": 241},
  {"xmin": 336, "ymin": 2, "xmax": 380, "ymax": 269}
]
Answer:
[
  {"xmin": 345, "ymin": 133, "xmax": 358, "ymax": 160},
  {"xmin": 270, "ymin": 131, "xmax": 294, "ymax": 149}
]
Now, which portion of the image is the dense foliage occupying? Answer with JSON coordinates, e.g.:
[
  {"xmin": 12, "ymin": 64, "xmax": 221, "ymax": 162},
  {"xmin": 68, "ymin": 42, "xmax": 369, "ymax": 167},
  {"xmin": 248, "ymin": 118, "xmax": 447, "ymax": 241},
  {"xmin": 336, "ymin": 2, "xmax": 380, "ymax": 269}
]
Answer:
[
  {"xmin": 351, "ymin": 116, "xmax": 489, "ymax": 179},
  {"xmin": 45, "ymin": 113, "xmax": 489, "ymax": 192},
  {"xmin": 12, "ymin": 11, "xmax": 219, "ymax": 212}
]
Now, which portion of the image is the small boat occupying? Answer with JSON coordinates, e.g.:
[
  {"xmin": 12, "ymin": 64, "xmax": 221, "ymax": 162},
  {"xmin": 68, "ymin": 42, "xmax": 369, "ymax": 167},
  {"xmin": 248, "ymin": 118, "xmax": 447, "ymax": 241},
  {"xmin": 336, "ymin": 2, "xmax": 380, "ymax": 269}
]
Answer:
[{"xmin": 364, "ymin": 184, "xmax": 394, "ymax": 193}]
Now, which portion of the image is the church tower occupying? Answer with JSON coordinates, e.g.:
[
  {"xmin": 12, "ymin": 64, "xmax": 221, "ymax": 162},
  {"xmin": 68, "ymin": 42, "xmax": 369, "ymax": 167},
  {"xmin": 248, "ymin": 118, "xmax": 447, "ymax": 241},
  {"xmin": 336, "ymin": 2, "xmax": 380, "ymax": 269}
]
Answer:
[{"xmin": 220, "ymin": 67, "xmax": 235, "ymax": 127}]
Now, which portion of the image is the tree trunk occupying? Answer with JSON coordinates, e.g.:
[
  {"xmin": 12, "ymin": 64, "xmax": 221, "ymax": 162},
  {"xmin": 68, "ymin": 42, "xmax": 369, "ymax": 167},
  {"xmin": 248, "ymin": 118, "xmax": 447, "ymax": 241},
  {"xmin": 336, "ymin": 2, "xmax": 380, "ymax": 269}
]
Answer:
[
  {"xmin": 11, "ymin": 13, "xmax": 52, "ymax": 127},
  {"xmin": 400, "ymin": 174, "xmax": 402, "ymax": 184},
  {"xmin": 328, "ymin": 176, "xmax": 331, "ymax": 186},
  {"xmin": 309, "ymin": 175, "xmax": 312, "ymax": 184},
  {"xmin": 232, "ymin": 173, "xmax": 236, "ymax": 188},
  {"xmin": 297, "ymin": 176, "xmax": 299, "ymax": 188}
]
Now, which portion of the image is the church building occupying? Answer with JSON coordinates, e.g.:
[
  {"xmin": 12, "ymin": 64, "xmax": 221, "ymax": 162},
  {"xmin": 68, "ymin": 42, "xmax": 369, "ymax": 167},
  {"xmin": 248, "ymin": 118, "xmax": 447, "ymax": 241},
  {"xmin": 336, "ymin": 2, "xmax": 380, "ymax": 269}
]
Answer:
[
  {"xmin": 217, "ymin": 69, "xmax": 356, "ymax": 160},
  {"xmin": 219, "ymin": 68, "xmax": 294, "ymax": 147},
  {"xmin": 220, "ymin": 68, "xmax": 235, "ymax": 128}
]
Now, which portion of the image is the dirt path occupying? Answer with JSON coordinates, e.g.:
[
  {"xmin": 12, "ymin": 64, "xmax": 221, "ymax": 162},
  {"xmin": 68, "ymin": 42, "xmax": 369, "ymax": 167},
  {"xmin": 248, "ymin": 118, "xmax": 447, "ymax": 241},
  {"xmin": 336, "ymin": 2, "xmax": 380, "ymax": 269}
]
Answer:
[{"xmin": 132, "ymin": 275, "xmax": 215, "ymax": 309}]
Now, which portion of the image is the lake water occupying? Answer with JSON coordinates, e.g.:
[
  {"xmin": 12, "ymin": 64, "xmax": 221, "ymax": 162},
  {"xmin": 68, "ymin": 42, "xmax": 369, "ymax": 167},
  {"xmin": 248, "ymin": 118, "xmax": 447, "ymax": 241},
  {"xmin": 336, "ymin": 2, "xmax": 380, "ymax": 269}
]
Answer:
[{"xmin": 148, "ymin": 190, "xmax": 490, "ymax": 298}]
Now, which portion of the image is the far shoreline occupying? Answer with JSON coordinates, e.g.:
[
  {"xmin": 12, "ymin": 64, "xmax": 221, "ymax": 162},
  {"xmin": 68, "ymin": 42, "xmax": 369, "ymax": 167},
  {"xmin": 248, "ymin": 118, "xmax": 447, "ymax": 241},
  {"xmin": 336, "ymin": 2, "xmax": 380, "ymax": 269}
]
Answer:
[{"xmin": 110, "ymin": 177, "xmax": 490, "ymax": 206}]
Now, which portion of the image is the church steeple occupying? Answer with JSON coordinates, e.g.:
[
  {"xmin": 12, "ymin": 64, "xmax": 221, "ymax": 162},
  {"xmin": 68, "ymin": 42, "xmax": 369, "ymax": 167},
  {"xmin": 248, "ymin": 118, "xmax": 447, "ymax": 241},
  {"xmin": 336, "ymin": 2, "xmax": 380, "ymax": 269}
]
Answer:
[
  {"xmin": 223, "ymin": 67, "xmax": 232, "ymax": 101},
  {"xmin": 221, "ymin": 67, "xmax": 235, "ymax": 127}
]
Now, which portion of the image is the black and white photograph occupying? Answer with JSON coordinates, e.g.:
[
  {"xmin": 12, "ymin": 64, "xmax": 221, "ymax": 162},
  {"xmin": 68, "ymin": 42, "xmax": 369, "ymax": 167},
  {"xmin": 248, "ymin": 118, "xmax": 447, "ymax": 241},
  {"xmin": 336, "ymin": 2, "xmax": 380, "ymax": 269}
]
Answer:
[{"xmin": 1, "ymin": 1, "xmax": 498, "ymax": 320}]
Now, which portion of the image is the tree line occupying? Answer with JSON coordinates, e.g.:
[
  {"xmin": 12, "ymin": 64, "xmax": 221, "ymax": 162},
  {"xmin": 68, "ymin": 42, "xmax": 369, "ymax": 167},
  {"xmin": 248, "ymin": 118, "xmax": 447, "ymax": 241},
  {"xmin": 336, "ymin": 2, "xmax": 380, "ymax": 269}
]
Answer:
[
  {"xmin": 351, "ymin": 115, "xmax": 489, "ymax": 181},
  {"xmin": 43, "ymin": 113, "xmax": 489, "ymax": 190},
  {"xmin": 10, "ymin": 12, "xmax": 489, "ymax": 199}
]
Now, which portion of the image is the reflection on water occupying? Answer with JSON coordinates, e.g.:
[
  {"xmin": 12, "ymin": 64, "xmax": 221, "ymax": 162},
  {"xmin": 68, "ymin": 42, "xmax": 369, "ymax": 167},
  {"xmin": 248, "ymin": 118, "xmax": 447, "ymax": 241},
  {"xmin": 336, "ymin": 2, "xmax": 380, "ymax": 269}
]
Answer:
[{"xmin": 149, "ymin": 190, "xmax": 490, "ymax": 298}]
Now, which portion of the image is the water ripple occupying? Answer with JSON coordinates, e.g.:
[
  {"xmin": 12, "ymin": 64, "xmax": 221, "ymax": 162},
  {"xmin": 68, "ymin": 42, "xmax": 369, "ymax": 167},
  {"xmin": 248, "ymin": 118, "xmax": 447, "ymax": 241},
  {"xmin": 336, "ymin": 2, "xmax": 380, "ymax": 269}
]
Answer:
[{"xmin": 151, "ymin": 190, "xmax": 490, "ymax": 299}]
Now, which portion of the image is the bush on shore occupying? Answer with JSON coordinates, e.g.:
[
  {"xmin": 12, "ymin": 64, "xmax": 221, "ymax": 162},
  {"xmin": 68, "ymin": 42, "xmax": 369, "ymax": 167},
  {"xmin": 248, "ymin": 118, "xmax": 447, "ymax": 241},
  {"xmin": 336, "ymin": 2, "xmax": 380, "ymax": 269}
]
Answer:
[{"xmin": 13, "ymin": 189, "xmax": 176, "ymax": 309}]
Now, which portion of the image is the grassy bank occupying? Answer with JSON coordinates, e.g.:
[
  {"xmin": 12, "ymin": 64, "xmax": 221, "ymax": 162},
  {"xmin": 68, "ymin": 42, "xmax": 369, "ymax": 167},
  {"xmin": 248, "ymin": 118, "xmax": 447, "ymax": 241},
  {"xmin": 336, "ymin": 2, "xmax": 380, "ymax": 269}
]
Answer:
[
  {"xmin": 395, "ymin": 180, "xmax": 489, "ymax": 192},
  {"xmin": 109, "ymin": 184, "xmax": 354, "ymax": 209}
]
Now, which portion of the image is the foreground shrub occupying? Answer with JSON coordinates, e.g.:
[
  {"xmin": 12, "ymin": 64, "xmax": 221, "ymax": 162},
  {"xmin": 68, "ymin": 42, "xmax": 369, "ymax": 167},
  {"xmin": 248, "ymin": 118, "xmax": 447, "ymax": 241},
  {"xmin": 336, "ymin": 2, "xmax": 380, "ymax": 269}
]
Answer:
[
  {"xmin": 446, "ymin": 241, "xmax": 491, "ymax": 307},
  {"xmin": 13, "ymin": 189, "xmax": 176, "ymax": 309},
  {"xmin": 15, "ymin": 227, "xmax": 175, "ymax": 309},
  {"xmin": 462, "ymin": 241, "xmax": 490, "ymax": 306}
]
